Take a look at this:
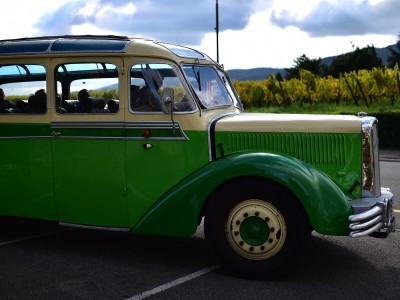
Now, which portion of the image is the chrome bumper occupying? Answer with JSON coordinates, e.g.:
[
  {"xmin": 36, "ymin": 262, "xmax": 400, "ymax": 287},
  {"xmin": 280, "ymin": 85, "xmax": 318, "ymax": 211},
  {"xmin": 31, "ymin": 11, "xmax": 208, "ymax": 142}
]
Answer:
[{"xmin": 348, "ymin": 187, "xmax": 395, "ymax": 238}]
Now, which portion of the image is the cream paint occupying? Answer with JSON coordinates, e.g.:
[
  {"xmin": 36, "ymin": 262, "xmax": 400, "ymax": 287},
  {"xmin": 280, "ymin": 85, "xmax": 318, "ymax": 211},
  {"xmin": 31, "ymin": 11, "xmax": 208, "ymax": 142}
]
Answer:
[
  {"xmin": 1, "ymin": 110, "xmax": 361, "ymax": 134},
  {"xmin": 215, "ymin": 113, "xmax": 362, "ymax": 134},
  {"xmin": 0, "ymin": 114, "xmax": 51, "ymax": 124}
]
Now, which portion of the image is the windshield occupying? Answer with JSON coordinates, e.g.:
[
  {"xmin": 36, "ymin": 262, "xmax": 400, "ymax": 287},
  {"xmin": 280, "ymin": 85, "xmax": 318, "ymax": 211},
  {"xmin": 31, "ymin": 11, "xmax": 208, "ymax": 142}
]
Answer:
[
  {"xmin": 130, "ymin": 63, "xmax": 196, "ymax": 113},
  {"xmin": 182, "ymin": 65, "xmax": 234, "ymax": 108},
  {"xmin": 217, "ymin": 70, "xmax": 243, "ymax": 110}
]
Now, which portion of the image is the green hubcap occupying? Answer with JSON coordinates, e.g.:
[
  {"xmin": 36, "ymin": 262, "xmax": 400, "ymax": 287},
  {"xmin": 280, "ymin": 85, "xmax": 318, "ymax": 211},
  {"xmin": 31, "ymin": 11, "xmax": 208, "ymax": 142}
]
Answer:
[
  {"xmin": 226, "ymin": 199, "xmax": 286, "ymax": 260},
  {"xmin": 240, "ymin": 216, "xmax": 270, "ymax": 246}
]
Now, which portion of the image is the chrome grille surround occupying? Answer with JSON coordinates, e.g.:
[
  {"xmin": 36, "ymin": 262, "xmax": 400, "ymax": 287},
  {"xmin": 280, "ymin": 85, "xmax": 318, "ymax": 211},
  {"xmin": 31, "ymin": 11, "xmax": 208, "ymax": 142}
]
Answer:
[
  {"xmin": 348, "ymin": 116, "xmax": 395, "ymax": 238},
  {"xmin": 361, "ymin": 117, "xmax": 381, "ymax": 198}
]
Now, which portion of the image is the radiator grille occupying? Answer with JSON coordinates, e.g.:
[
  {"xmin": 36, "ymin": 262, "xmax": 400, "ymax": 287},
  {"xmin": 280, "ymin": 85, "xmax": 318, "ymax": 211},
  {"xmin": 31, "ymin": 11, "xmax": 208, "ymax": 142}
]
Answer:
[{"xmin": 224, "ymin": 133, "xmax": 347, "ymax": 166}]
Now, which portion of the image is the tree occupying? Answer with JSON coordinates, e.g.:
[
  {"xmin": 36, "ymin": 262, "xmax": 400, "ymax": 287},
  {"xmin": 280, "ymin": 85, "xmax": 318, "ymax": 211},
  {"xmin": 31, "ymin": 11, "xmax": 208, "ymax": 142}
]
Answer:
[
  {"xmin": 285, "ymin": 54, "xmax": 324, "ymax": 79},
  {"xmin": 329, "ymin": 45, "xmax": 383, "ymax": 77},
  {"xmin": 388, "ymin": 33, "xmax": 400, "ymax": 68}
]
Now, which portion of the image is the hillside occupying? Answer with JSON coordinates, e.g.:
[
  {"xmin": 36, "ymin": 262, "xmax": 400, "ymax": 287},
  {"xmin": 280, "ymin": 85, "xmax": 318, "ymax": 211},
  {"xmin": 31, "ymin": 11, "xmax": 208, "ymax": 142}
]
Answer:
[
  {"xmin": 228, "ymin": 43, "xmax": 398, "ymax": 81},
  {"xmin": 228, "ymin": 68, "xmax": 285, "ymax": 81}
]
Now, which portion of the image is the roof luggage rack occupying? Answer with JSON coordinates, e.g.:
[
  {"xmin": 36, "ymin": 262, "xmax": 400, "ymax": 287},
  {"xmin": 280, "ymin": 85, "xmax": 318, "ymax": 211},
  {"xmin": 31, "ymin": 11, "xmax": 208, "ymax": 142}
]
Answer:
[{"xmin": 0, "ymin": 35, "xmax": 130, "ymax": 43}]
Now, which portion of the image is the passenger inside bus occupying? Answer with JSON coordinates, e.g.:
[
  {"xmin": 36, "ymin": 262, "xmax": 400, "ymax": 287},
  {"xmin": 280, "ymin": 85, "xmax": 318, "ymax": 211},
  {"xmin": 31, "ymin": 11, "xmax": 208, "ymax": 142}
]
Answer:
[
  {"xmin": 76, "ymin": 89, "xmax": 94, "ymax": 113},
  {"xmin": 0, "ymin": 88, "xmax": 16, "ymax": 113},
  {"xmin": 0, "ymin": 88, "xmax": 47, "ymax": 114},
  {"xmin": 28, "ymin": 89, "xmax": 47, "ymax": 113},
  {"xmin": 131, "ymin": 69, "xmax": 163, "ymax": 112}
]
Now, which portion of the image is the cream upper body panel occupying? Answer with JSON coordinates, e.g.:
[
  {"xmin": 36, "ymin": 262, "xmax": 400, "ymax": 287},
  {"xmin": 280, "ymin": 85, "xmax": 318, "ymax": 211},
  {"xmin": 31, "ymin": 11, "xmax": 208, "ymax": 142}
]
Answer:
[
  {"xmin": 125, "ymin": 39, "xmax": 215, "ymax": 66},
  {"xmin": 215, "ymin": 113, "xmax": 362, "ymax": 134},
  {"xmin": 124, "ymin": 106, "xmax": 240, "ymax": 131}
]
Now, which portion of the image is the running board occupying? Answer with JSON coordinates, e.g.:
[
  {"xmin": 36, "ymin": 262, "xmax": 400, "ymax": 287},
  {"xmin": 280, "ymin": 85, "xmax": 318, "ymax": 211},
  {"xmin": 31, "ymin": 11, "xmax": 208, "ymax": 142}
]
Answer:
[{"xmin": 59, "ymin": 222, "xmax": 130, "ymax": 232}]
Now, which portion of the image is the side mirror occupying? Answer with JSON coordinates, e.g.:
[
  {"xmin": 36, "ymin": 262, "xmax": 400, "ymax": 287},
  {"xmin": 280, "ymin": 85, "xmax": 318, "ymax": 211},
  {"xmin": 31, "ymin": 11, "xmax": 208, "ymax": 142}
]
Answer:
[{"xmin": 161, "ymin": 87, "xmax": 174, "ymax": 114}]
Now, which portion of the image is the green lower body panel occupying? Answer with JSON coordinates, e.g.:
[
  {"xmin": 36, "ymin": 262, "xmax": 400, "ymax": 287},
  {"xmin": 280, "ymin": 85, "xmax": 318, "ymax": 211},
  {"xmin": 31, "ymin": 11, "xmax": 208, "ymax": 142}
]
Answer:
[{"xmin": 133, "ymin": 152, "xmax": 354, "ymax": 237}]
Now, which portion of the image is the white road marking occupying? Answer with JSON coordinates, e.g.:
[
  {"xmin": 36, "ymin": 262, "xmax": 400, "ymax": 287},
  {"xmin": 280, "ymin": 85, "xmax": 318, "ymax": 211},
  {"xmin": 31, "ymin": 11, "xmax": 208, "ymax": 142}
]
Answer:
[
  {"xmin": 126, "ymin": 265, "xmax": 220, "ymax": 300},
  {"xmin": 0, "ymin": 228, "xmax": 72, "ymax": 247}
]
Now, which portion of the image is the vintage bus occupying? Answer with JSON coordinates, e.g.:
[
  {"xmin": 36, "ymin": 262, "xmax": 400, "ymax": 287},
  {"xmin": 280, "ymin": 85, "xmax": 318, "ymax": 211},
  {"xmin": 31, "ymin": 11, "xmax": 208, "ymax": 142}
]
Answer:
[{"xmin": 0, "ymin": 35, "xmax": 395, "ymax": 279}]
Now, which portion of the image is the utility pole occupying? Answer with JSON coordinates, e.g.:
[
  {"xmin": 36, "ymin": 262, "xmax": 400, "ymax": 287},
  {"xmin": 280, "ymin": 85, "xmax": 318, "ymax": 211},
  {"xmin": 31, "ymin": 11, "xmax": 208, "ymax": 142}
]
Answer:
[{"xmin": 215, "ymin": 0, "xmax": 219, "ymax": 63}]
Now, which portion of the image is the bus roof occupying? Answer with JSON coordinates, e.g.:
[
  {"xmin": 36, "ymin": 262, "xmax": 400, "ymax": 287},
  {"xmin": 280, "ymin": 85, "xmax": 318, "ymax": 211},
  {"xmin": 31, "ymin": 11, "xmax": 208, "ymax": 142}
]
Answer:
[{"xmin": 0, "ymin": 35, "xmax": 208, "ymax": 62}]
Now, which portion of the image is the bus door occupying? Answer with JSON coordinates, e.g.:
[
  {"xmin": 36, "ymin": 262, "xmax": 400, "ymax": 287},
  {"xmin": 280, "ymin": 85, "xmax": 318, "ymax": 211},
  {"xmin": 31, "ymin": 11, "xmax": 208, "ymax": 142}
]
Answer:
[
  {"xmin": 124, "ymin": 62, "xmax": 208, "ymax": 227},
  {"xmin": 0, "ymin": 61, "xmax": 56, "ymax": 221},
  {"xmin": 50, "ymin": 58, "xmax": 128, "ymax": 228}
]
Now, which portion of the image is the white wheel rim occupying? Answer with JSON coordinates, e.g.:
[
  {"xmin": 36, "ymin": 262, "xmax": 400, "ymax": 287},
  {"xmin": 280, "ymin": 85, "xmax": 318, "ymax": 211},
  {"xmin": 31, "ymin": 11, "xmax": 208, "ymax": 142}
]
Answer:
[{"xmin": 226, "ymin": 199, "xmax": 286, "ymax": 260}]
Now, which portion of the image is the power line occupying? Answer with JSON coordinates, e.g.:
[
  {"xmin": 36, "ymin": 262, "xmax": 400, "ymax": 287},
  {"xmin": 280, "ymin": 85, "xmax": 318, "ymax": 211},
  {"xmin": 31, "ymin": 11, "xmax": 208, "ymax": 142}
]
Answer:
[{"xmin": 215, "ymin": 0, "xmax": 219, "ymax": 63}]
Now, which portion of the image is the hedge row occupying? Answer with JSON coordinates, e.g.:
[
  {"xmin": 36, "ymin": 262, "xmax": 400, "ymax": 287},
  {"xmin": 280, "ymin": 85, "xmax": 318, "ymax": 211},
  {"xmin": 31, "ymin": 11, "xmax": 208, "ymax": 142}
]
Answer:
[
  {"xmin": 371, "ymin": 112, "xmax": 400, "ymax": 149},
  {"xmin": 233, "ymin": 67, "xmax": 400, "ymax": 108}
]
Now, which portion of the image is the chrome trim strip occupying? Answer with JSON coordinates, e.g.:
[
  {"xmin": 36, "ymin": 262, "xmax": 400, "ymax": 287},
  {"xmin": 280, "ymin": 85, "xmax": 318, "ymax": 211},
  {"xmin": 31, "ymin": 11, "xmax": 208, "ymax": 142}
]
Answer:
[
  {"xmin": 207, "ymin": 113, "xmax": 237, "ymax": 162},
  {"xmin": 1, "ymin": 136, "xmax": 187, "ymax": 141},
  {"xmin": 348, "ymin": 205, "xmax": 382, "ymax": 222},
  {"xmin": 349, "ymin": 222, "xmax": 384, "ymax": 238},
  {"xmin": 125, "ymin": 121, "xmax": 189, "ymax": 141},
  {"xmin": 349, "ymin": 215, "xmax": 383, "ymax": 231},
  {"xmin": 125, "ymin": 121, "xmax": 179, "ymax": 129},
  {"xmin": 53, "ymin": 136, "xmax": 124, "ymax": 141},
  {"xmin": 51, "ymin": 121, "xmax": 125, "ymax": 129},
  {"xmin": 125, "ymin": 136, "xmax": 187, "ymax": 141},
  {"xmin": 2, "ymin": 121, "xmax": 188, "ymax": 140},
  {"xmin": 59, "ymin": 222, "xmax": 130, "ymax": 232},
  {"xmin": 0, "ymin": 136, "xmax": 52, "ymax": 140}
]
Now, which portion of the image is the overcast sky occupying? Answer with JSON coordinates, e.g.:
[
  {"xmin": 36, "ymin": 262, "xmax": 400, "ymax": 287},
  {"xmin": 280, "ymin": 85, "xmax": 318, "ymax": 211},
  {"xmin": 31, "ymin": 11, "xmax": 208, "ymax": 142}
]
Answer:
[{"xmin": 1, "ymin": 0, "xmax": 399, "ymax": 69}]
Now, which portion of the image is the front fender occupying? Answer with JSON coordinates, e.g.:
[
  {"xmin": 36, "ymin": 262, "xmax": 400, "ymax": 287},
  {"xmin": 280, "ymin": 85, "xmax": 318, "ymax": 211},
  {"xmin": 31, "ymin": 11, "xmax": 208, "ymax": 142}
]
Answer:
[{"xmin": 132, "ymin": 152, "xmax": 353, "ymax": 236}]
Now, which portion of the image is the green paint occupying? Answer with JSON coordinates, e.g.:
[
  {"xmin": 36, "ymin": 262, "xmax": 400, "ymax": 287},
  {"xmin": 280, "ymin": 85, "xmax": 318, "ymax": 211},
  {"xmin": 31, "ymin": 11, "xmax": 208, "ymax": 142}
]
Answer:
[
  {"xmin": 240, "ymin": 217, "xmax": 270, "ymax": 246},
  {"xmin": 0, "ymin": 123, "xmax": 56, "ymax": 220},
  {"xmin": 52, "ymin": 138, "xmax": 128, "ymax": 227},
  {"xmin": 215, "ymin": 131, "xmax": 362, "ymax": 198},
  {"xmin": 133, "ymin": 152, "xmax": 353, "ymax": 236},
  {"xmin": 0, "ymin": 124, "xmax": 359, "ymax": 237},
  {"xmin": 125, "ymin": 130, "xmax": 210, "ymax": 227},
  {"xmin": 0, "ymin": 122, "xmax": 51, "ymax": 137}
]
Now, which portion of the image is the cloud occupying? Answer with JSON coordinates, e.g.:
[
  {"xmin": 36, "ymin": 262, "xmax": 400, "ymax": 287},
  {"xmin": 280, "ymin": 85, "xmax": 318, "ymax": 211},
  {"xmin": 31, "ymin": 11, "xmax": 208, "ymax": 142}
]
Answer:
[
  {"xmin": 270, "ymin": 0, "xmax": 400, "ymax": 37},
  {"xmin": 35, "ymin": 0, "xmax": 270, "ymax": 45}
]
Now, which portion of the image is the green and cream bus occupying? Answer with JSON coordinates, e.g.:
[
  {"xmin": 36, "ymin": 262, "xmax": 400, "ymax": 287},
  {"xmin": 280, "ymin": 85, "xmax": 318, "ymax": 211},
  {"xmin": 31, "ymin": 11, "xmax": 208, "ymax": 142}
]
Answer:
[{"xmin": 0, "ymin": 35, "xmax": 395, "ymax": 279}]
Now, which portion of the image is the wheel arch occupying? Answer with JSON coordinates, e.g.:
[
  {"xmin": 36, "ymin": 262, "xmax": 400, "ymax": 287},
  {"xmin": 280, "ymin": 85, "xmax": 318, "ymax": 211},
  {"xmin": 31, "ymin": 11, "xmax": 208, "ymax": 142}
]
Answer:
[
  {"xmin": 132, "ymin": 152, "xmax": 352, "ymax": 236},
  {"xmin": 200, "ymin": 175, "xmax": 311, "ymax": 232}
]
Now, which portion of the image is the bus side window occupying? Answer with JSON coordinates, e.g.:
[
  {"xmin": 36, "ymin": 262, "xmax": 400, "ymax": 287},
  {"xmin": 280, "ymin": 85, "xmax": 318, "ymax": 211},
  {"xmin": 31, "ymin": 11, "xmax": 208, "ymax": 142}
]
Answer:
[
  {"xmin": 130, "ymin": 63, "xmax": 196, "ymax": 113},
  {"xmin": 0, "ymin": 64, "xmax": 47, "ymax": 114},
  {"xmin": 55, "ymin": 62, "xmax": 119, "ymax": 114}
]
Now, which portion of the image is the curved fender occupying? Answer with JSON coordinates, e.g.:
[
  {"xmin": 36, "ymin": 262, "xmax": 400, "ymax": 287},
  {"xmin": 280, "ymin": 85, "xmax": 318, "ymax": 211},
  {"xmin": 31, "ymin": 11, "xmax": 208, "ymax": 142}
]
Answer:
[{"xmin": 132, "ymin": 152, "xmax": 353, "ymax": 236}]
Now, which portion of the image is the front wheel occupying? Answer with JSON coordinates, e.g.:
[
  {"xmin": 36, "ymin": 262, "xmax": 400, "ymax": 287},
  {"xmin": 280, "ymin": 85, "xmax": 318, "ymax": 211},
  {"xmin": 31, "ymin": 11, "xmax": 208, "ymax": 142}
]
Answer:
[{"xmin": 204, "ymin": 178, "xmax": 310, "ymax": 279}]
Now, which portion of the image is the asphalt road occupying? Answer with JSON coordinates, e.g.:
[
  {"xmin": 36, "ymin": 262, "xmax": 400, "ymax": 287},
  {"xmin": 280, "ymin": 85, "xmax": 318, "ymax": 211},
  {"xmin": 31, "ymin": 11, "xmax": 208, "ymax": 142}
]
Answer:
[{"xmin": 1, "ymin": 161, "xmax": 399, "ymax": 300}]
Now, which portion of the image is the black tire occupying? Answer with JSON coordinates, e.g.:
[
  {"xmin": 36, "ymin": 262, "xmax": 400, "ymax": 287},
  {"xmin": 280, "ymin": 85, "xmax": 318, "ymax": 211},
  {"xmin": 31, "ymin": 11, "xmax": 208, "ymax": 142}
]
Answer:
[{"xmin": 204, "ymin": 177, "xmax": 311, "ymax": 279}]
